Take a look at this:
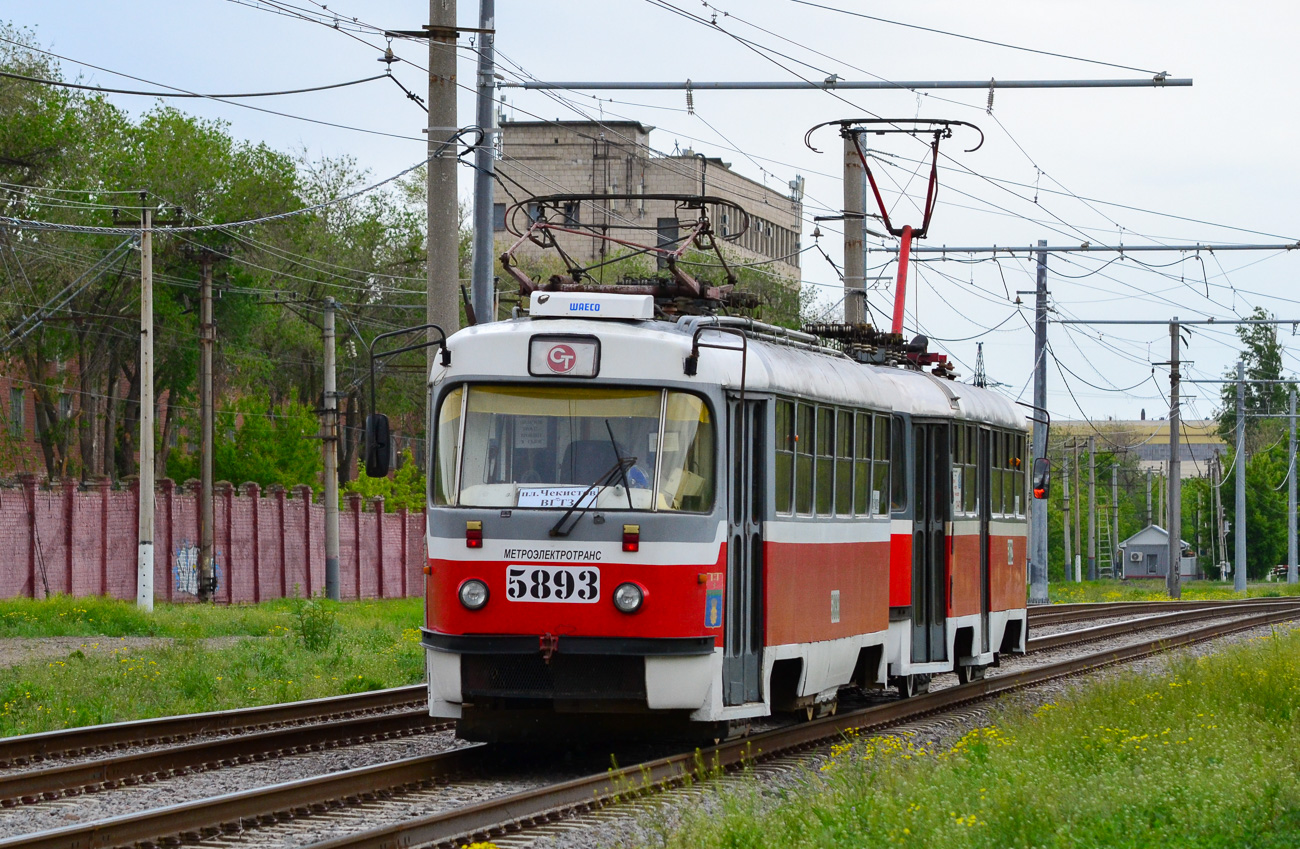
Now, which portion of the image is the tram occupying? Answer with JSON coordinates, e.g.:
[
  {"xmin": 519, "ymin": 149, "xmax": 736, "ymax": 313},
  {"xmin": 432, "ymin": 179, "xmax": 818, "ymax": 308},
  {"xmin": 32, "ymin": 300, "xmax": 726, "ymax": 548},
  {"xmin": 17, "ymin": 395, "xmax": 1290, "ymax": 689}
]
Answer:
[{"xmin": 367, "ymin": 288, "xmax": 1032, "ymax": 741}]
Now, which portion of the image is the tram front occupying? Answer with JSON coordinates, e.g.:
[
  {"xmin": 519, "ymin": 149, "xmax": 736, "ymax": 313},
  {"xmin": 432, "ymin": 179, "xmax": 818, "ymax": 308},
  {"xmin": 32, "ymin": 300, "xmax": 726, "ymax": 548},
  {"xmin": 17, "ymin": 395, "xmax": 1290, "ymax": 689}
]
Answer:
[{"xmin": 416, "ymin": 295, "xmax": 728, "ymax": 741}]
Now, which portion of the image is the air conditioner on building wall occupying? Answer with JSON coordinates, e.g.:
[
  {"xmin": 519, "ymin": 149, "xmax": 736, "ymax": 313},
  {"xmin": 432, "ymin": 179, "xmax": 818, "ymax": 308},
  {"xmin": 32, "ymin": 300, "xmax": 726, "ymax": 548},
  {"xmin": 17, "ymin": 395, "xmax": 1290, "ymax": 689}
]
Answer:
[{"xmin": 1130, "ymin": 552, "xmax": 1142, "ymax": 562}]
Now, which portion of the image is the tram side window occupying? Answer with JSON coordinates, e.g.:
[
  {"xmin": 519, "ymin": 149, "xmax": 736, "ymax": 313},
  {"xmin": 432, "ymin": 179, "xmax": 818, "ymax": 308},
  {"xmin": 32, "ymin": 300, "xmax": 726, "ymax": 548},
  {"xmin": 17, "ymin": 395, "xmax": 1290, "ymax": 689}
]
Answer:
[
  {"xmin": 963, "ymin": 425, "xmax": 978, "ymax": 514},
  {"xmin": 952, "ymin": 423, "xmax": 971, "ymax": 517},
  {"xmin": 991, "ymin": 431, "xmax": 1004, "ymax": 515},
  {"xmin": 815, "ymin": 407, "xmax": 834, "ymax": 515},
  {"xmin": 854, "ymin": 412, "xmax": 872, "ymax": 515},
  {"xmin": 836, "ymin": 410, "xmax": 853, "ymax": 517},
  {"xmin": 1014, "ymin": 432, "xmax": 1027, "ymax": 517},
  {"xmin": 890, "ymin": 416, "xmax": 907, "ymax": 511},
  {"xmin": 795, "ymin": 404, "xmax": 814, "ymax": 514},
  {"xmin": 871, "ymin": 413, "xmax": 889, "ymax": 515},
  {"xmin": 775, "ymin": 401, "xmax": 795, "ymax": 515}
]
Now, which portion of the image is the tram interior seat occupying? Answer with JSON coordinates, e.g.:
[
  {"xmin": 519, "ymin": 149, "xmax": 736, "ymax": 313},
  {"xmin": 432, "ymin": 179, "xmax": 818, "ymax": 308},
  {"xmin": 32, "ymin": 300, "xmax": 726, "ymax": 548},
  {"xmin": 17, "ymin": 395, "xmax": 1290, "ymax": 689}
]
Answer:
[{"xmin": 560, "ymin": 440, "xmax": 625, "ymax": 486}]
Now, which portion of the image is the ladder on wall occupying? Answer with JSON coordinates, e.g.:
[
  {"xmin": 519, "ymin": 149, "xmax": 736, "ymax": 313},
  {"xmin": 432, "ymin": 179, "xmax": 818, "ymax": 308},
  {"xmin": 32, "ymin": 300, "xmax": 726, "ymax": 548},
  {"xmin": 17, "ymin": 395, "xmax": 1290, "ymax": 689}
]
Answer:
[{"xmin": 1098, "ymin": 511, "xmax": 1115, "ymax": 579}]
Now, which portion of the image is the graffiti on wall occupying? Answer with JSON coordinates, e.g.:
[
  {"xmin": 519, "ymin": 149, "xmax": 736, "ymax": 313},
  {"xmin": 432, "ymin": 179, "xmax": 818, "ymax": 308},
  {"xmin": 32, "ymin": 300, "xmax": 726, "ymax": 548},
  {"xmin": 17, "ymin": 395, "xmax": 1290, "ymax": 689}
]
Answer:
[{"xmin": 174, "ymin": 539, "xmax": 221, "ymax": 596}]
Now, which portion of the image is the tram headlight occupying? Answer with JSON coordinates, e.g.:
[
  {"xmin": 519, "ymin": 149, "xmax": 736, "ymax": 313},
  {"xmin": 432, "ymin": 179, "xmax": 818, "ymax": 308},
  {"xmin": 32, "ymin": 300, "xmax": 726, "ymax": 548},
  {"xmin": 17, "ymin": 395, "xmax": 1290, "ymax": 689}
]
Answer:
[
  {"xmin": 458, "ymin": 579, "xmax": 489, "ymax": 610},
  {"xmin": 612, "ymin": 582, "xmax": 644, "ymax": 614}
]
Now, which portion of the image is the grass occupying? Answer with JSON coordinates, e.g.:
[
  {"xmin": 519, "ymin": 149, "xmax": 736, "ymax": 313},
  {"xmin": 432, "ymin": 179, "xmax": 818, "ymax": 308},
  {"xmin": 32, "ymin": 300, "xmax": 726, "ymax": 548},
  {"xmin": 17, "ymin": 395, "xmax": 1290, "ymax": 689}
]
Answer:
[
  {"xmin": 0, "ymin": 595, "xmax": 425, "ymax": 736},
  {"xmin": 1049, "ymin": 579, "xmax": 1300, "ymax": 604},
  {"xmin": 652, "ymin": 626, "xmax": 1300, "ymax": 849}
]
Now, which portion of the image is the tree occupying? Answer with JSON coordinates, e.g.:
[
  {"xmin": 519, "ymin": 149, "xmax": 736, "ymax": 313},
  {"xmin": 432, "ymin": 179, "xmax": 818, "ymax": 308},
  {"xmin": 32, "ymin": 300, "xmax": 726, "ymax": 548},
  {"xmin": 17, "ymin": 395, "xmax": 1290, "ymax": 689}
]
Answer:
[
  {"xmin": 168, "ymin": 395, "xmax": 322, "ymax": 492},
  {"xmin": 1217, "ymin": 306, "xmax": 1288, "ymax": 452},
  {"xmin": 1222, "ymin": 441, "xmax": 1289, "ymax": 579}
]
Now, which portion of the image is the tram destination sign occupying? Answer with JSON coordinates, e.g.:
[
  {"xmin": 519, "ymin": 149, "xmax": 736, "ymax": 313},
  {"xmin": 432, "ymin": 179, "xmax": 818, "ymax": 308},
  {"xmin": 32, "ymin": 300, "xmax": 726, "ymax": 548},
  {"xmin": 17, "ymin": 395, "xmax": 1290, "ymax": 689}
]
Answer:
[{"xmin": 517, "ymin": 485, "xmax": 602, "ymax": 509}]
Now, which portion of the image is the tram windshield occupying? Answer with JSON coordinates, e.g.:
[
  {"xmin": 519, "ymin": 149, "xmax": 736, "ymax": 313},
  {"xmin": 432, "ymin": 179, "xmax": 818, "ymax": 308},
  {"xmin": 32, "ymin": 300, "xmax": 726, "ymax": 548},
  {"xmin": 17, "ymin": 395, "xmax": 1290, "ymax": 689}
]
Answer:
[{"xmin": 433, "ymin": 385, "xmax": 715, "ymax": 512}]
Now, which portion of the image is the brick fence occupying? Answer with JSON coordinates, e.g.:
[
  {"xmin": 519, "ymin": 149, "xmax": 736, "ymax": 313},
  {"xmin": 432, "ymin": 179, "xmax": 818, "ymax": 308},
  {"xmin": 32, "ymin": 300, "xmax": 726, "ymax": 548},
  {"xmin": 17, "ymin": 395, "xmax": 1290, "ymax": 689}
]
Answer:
[{"xmin": 0, "ymin": 477, "xmax": 426, "ymax": 602}]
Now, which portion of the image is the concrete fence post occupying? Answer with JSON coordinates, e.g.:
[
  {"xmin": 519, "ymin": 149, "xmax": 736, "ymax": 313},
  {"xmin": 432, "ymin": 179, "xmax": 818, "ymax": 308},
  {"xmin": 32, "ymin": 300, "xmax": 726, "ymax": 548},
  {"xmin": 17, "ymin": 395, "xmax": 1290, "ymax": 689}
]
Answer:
[
  {"xmin": 215, "ymin": 481, "xmax": 234, "ymax": 603},
  {"xmin": 371, "ymin": 496, "xmax": 386, "ymax": 599},
  {"xmin": 95, "ymin": 476, "xmax": 111, "ymax": 595},
  {"xmin": 398, "ymin": 504, "xmax": 409, "ymax": 598},
  {"xmin": 159, "ymin": 478, "xmax": 176, "ymax": 602},
  {"xmin": 243, "ymin": 482, "xmax": 261, "ymax": 601},
  {"xmin": 295, "ymin": 485, "xmax": 314, "ymax": 597},
  {"xmin": 61, "ymin": 478, "xmax": 77, "ymax": 595}
]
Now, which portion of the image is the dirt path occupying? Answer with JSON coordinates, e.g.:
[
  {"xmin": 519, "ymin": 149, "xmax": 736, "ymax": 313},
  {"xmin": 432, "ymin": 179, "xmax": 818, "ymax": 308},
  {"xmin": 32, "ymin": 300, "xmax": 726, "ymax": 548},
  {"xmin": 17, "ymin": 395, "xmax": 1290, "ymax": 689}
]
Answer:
[{"xmin": 0, "ymin": 636, "xmax": 253, "ymax": 668}]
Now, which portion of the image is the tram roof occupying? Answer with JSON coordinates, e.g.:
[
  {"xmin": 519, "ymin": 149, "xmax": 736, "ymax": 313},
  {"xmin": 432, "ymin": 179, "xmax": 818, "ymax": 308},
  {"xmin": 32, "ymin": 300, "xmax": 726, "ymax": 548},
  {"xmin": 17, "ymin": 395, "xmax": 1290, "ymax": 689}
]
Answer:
[{"xmin": 436, "ymin": 315, "xmax": 1026, "ymax": 431}]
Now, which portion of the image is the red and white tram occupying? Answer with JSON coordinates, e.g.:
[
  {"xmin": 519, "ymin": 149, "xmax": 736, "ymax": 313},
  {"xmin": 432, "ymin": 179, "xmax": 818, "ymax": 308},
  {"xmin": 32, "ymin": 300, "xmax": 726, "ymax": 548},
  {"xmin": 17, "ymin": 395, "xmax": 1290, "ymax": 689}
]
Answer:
[{"xmin": 404, "ymin": 291, "xmax": 1028, "ymax": 740}]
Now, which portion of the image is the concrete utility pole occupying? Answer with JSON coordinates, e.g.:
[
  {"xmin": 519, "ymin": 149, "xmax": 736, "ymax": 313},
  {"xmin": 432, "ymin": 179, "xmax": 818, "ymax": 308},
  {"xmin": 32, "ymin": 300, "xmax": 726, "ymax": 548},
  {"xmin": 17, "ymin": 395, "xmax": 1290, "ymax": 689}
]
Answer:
[
  {"xmin": 1146, "ymin": 469, "xmax": 1153, "ymax": 526},
  {"xmin": 1073, "ymin": 439, "xmax": 1081, "ymax": 573},
  {"xmin": 842, "ymin": 133, "xmax": 865, "ymax": 325},
  {"xmin": 1062, "ymin": 455, "xmax": 1072, "ymax": 582},
  {"xmin": 1196, "ymin": 490, "xmax": 1203, "ymax": 577},
  {"xmin": 1088, "ymin": 436, "xmax": 1097, "ymax": 581},
  {"xmin": 1167, "ymin": 319, "xmax": 1182, "ymax": 599},
  {"xmin": 1290, "ymin": 388, "xmax": 1298, "ymax": 584},
  {"xmin": 1028, "ymin": 240, "xmax": 1049, "ymax": 603},
  {"xmin": 469, "ymin": 0, "xmax": 496, "ymax": 323},
  {"xmin": 1112, "ymin": 463, "xmax": 1119, "ymax": 577},
  {"xmin": 1214, "ymin": 456, "xmax": 1227, "ymax": 579},
  {"xmin": 1159, "ymin": 471, "xmax": 1166, "ymax": 529},
  {"xmin": 427, "ymin": 0, "xmax": 460, "ymax": 363},
  {"xmin": 198, "ymin": 254, "xmax": 215, "ymax": 602},
  {"xmin": 323, "ymin": 298, "xmax": 340, "ymax": 602},
  {"xmin": 136, "ymin": 195, "xmax": 154, "ymax": 612},
  {"xmin": 1235, "ymin": 360, "xmax": 1247, "ymax": 592}
]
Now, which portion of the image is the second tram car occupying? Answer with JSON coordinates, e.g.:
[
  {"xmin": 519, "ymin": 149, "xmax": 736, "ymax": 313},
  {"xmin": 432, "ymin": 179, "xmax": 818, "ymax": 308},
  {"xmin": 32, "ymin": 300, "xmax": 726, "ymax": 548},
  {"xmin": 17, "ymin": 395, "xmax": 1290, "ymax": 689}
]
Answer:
[{"xmin": 408, "ymin": 292, "xmax": 1028, "ymax": 740}]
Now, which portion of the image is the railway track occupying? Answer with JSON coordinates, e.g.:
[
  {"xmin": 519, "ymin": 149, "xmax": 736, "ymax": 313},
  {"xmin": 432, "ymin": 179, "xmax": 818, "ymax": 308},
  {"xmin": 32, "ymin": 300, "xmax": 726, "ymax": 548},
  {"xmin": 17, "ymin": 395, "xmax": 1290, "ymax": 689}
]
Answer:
[
  {"xmin": 1027, "ymin": 595, "xmax": 1295, "ymax": 627},
  {"xmin": 6, "ymin": 600, "xmax": 1299, "ymax": 849},
  {"xmin": 1, "ymin": 599, "xmax": 1281, "ymax": 811},
  {"xmin": 0, "ymin": 684, "xmax": 427, "ymax": 768}
]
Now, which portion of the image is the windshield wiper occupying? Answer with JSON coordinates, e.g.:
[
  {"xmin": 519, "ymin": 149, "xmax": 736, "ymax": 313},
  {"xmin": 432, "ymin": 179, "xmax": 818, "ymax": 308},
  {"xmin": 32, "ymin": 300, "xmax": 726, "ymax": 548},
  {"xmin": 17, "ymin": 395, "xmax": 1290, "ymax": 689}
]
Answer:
[
  {"xmin": 549, "ymin": 456, "xmax": 635, "ymax": 538},
  {"xmin": 605, "ymin": 419, "xmax": 635, "ymax": 511}
]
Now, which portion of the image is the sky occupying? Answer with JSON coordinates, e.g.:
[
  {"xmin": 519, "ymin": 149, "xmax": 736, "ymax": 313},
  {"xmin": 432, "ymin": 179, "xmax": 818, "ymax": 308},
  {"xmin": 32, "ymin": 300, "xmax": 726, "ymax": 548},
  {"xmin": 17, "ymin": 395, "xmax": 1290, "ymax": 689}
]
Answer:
[{"xmin": 9, "ymin": 0, "xmax": 1300, "ymax": 432}]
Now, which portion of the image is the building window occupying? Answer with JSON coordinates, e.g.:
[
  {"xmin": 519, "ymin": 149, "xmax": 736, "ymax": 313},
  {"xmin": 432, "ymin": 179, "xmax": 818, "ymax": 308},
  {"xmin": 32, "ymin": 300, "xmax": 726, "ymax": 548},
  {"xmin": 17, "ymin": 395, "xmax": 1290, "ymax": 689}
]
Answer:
[
  {"xmin": 59, "ymin": 392, "xmax": 72, "ymax": 421},
  {"xmin": 493, "ymin": 202, "xmax": 506, "ymax": 231},
  {"xmin": 9, "ymin": 387, "xmax": 24, "ymax": 439},
  {"xmin": 563, "ymin": 201, "xmax": 580, "ymax": 227},
  {"xmin": 656, "ymin": 217, "xmax": 679, "ymax": 270}
]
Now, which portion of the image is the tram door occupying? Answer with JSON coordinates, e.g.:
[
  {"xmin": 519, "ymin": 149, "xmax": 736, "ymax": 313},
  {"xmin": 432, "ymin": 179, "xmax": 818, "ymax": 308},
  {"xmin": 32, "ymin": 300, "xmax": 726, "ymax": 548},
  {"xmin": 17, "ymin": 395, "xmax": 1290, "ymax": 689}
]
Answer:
[
  {"xmin": 978, "ymin": 428, "xmax": 991, "ymax": 653},
  {"xmin": 724, "ymin": 397, "xmax": 765, "ymax": 705},
  {"xmin": 911, "ymin": 423, "xmax": 950, "ymax": 663}
]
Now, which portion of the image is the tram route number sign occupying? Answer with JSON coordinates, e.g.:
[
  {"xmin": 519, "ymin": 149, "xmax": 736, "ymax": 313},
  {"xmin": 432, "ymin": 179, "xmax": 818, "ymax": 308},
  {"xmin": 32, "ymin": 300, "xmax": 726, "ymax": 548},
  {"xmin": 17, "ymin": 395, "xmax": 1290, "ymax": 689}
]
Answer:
[{"xmin": 506, "ymin": 565, "xmax": 600, "ymax": 602}]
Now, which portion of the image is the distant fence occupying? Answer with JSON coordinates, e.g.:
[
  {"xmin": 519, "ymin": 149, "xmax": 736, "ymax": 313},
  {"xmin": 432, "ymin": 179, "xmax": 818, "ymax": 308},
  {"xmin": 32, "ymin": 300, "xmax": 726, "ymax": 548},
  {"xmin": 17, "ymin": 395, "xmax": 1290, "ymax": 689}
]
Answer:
[{"xmin": 0, "ymin": 477, "xmax": 426, "ymax": 602}]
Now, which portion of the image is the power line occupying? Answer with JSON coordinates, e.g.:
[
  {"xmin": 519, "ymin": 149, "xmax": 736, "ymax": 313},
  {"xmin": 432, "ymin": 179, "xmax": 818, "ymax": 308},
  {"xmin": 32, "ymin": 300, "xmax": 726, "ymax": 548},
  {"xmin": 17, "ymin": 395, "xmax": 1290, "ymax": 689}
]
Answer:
[
  {"xmin": 783, "ymin": 0, "xmax": 1169, "ymax": 76},
  {"xmin": 0, "ymin": 68, "xmax": 389, "ymax": 98}
]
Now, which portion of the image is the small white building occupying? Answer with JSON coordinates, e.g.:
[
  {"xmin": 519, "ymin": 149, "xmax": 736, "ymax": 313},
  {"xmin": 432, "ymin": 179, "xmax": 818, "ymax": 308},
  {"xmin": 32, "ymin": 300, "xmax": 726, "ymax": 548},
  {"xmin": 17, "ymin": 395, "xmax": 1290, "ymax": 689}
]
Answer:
[{"xmin": 1118, "ymin": 525, "xmax": 1200, "ymax": 580}]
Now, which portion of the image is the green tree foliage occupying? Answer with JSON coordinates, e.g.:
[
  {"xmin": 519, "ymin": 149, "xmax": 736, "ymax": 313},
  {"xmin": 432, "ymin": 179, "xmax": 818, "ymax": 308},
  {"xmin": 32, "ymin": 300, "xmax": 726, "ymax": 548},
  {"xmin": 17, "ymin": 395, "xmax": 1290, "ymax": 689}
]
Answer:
[
  {"xmin": 1218, "ymin": 306, "xmax": 1288, "ymax": 451},
  {"xmin": 167, "ymin": 396, "xmax": 322, "ymax": 493},
  {"xmin": 342, "ymin": 449, "xmax": 426, "ymax": 511},
  {"xmin": 0, "ymin": 27, "xmax": 429, "ymax": 487}
]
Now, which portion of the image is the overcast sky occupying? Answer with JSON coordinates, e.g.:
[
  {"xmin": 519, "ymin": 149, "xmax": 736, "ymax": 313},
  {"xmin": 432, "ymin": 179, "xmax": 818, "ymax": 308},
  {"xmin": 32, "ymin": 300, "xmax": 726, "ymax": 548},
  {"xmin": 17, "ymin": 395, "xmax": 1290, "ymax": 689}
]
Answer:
[{"xmin": 11, "ymin": 0, "xmax": 1300, "ymax": 430}]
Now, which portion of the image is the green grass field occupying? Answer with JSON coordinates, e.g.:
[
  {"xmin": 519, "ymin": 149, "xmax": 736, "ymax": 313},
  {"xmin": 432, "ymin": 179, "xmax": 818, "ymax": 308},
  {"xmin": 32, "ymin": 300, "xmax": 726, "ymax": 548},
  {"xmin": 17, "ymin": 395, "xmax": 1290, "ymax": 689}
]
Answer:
[
  {"xmin": 1049, "ymin": 579, "xmax": 1300, "ymax": 604},
  {"xmin": 655, "ymin": 625, "xmax": 1300, "ymax": 849},
  {"xmin": 0, "ymin": 596, "xmax": 425, "ymax": 736}
]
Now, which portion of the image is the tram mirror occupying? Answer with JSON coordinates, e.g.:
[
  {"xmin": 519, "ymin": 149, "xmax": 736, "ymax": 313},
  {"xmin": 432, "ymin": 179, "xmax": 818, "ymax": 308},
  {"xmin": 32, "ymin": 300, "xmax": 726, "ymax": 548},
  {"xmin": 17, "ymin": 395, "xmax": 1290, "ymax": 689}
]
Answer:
[
  {"xmin": 1031, "ymin": 456, "xmax": 1050, "ymax": 500},
  {"xmin": 364, "ymin": 414, "xmax": 391, "ymax": 478}
]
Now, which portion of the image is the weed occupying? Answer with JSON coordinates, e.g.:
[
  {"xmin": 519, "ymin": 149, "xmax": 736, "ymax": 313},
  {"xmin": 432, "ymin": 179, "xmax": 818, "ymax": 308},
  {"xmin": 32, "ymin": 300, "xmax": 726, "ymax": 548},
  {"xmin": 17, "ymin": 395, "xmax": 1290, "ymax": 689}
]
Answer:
[{"xmin": 287, "ymin": 596, "xmax": 339, "ymax": 652}]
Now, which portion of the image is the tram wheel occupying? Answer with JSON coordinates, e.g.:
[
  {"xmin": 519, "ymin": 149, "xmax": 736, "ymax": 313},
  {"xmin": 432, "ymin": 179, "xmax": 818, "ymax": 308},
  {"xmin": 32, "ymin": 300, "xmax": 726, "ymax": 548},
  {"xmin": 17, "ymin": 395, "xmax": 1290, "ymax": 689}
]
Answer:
[{"xmin": 894, "ymin": 674, "xmax": 930, "ymax": 699}]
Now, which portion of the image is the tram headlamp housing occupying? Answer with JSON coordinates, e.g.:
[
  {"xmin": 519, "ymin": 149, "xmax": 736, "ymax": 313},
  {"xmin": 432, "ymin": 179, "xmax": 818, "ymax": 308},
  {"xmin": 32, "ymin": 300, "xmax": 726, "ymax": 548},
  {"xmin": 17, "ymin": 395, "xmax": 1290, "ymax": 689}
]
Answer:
[
  {"xmin": 613, "ymin": 582, "xmax": 644, "ymax": 614},
  {"xmin": 458, "ymin": 579, "xmax": 489, "ymax": 610}
]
